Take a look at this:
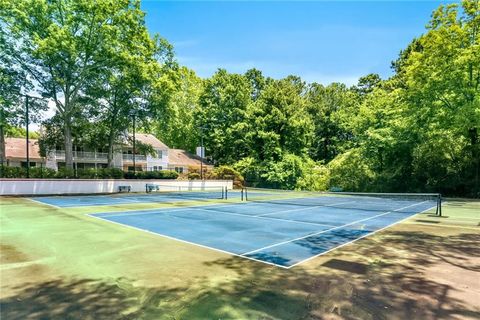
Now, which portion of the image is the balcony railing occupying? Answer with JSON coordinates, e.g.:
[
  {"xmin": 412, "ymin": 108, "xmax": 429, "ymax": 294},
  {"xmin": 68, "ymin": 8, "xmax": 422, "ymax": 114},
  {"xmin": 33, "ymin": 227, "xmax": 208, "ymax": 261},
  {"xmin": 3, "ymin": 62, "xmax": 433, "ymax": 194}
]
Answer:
[
  {"xmin": 122, "ymin": 154, "xmax": 147, "ymax": 161},
  {"xmin": 55, "ymin": 151, "xmax": 108, "ymax": 161}
]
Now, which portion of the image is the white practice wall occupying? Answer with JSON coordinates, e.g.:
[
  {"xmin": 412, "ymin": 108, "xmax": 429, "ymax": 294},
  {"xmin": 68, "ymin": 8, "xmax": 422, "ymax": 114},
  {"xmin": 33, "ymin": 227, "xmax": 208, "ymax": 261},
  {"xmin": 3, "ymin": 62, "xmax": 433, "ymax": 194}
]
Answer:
[{"xmin": 0, "ymin": 179, "xmax": 233, "ymax": 196}]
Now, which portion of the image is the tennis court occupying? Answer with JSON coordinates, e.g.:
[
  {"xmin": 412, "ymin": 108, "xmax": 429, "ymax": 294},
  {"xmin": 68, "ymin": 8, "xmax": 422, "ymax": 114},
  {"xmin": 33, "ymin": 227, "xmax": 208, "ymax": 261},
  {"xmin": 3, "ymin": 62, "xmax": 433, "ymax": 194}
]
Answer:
[
  {"xmin": 31, "ymin": 185, "xmax": 231, "ymax": 207},
  {"xmin": 87, "ymin": 188, "xmax": 440, "ymax": 268}
]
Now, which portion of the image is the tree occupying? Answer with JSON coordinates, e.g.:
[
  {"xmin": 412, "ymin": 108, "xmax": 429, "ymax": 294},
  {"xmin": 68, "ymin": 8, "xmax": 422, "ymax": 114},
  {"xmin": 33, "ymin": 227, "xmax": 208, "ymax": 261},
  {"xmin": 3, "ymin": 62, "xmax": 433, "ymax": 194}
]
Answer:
[
  {"xmin": 251, "ymin": 76, "xmax": 314, "ymax": 160},
  {"xmin": 1, "ymin": 0, "xmax": 154, "ymax": 169},
  {"xmin": 197, "ymin": 69, "xmax": 252, "ymax": 164},
  {"xmin": 306, "ymin": 82, "xmax": 356, "ymax": 162},
  {"xmin": 0, "ymin": 31, "xmax": 46, "ymax": 165},
  {"xmin": 396, "ymin": 0, "xmax": 480, "ymax": 195},
  {"xmin": 153, "ymin": 67, "xmax": 202, "ymax": 152},
  {"xmin": 85, "ymin": 36, "xmax": 173, "ymax": 167},
  {"xmin": 0, "ymin": 64, "xmax": 23, "ymax": 166}
]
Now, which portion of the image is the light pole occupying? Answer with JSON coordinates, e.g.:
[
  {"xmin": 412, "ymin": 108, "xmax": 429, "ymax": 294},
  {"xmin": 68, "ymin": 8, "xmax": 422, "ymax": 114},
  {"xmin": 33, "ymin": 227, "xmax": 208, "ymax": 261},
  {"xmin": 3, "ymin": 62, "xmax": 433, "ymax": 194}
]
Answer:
[
  {"xmin": 25, "ymin": 96, "xmax": 29, "ymax": 178},
  {"xmin": 132, "ymin": 113, "xmax": 136, "ymax": 175},
  {"xmin": 199, "ymin": 126, "xmax": 206, "ymax": 180},
  {"xmin": 200, "ymin": 131, "xmax": 204, "ymax": 180}
]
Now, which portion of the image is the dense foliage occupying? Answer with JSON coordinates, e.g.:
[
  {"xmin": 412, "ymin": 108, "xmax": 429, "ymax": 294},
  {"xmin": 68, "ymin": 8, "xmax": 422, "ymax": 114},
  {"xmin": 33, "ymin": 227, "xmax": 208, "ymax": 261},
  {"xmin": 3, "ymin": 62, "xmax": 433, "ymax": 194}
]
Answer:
[{"xmin": 1, "ymin": 0, "xmax": 478, "ymax": 196}]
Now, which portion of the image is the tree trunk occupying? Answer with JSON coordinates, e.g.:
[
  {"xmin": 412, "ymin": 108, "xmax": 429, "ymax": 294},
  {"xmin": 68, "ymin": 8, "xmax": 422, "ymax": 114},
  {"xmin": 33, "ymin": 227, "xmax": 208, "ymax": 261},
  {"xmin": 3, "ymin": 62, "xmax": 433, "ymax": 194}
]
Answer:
[
  {"xmin": 107, "ymin": 129, "xmax": 116, "ymax": 168},
  {"xmin": 64, "ymin": 120, "xmax": 73, "ymax": 170},
  {"xmin": 0, "ymin": 123, "xmax": 6, "ymax": 167}
]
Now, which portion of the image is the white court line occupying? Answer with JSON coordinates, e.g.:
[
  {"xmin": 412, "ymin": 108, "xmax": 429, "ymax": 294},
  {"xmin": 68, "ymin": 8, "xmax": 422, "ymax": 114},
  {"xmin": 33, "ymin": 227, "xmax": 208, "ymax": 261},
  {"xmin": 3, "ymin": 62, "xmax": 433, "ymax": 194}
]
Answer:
[
  {"xmin": 241, "ymin": 201, "xmax": 430, "ymax": 256},
  {"xmin": 88, "ymin": 199, "xmax": 436, "ymax": 268},
  {"xmin": 190, "ymin": 207, "xmax": 336, "ymax": 227},
  {"xmin": 86, "ymin": 213, "xmax": 290, "ymax": 269},
  {"xmin": 286, "ymin": 204, "xmax": 438, "ymax": 268},
  {"xmin": 254, "ymin": 201, "xmax": 356, "ymax": 217},
  {"xmin": 26, "ymin": 197, "xmax": 62, "ymax": 209},
  {"xmin": 94, "ymin": 205, "xmax": 336, "ymax": 228}
]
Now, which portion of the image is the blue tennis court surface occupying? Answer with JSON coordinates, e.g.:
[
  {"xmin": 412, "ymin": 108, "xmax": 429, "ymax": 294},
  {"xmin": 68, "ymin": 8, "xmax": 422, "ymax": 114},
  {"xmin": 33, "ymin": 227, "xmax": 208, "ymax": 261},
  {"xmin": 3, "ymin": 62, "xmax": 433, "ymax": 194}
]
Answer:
[
  {"xmin": 31, "ymin": 191, "xmax": 237, "ymax": 207},
  {"xmin": 89, "ymin": 195, "xmax": 437, "ymax": 268}
]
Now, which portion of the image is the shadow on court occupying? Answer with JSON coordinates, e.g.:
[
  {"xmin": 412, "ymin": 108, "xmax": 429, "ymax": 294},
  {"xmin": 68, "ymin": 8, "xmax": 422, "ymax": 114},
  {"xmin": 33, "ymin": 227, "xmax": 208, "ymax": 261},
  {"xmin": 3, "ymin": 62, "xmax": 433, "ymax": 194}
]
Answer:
[
  {"xmin": 1, "ymin": 231, "xmax": 479, "ymax": 319},
  {"xmin": 195, "ymin": 230, "xmax": 480, "ymax": 320}
]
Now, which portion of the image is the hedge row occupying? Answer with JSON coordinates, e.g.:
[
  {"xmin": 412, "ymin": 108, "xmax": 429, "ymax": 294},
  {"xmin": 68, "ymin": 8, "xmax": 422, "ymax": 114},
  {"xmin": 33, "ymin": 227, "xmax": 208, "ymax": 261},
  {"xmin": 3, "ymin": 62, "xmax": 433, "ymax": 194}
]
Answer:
[
  {"xmin": 123, "ymin": 170, "xmax": 179, "ymax": 179},
  {"xmin": 0, "ymin": 166, "xmax": 179, "ymax": 179},
  {"xmin": 187, "ymin": 165, "xmax": 244, "ymax": 188}
]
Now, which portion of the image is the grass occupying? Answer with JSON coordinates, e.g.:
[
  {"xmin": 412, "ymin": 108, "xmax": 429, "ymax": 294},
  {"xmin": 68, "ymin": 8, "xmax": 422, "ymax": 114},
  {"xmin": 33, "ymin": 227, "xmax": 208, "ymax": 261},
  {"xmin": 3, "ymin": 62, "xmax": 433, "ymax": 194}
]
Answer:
[{"xmin": 1, "ymin": 196, "xmax": 479, "ymax": 319}]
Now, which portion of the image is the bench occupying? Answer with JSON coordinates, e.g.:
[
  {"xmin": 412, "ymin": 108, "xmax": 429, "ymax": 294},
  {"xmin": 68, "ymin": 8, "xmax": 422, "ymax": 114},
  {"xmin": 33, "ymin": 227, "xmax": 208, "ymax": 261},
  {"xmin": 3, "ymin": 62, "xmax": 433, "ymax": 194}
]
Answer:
[
  {"xmin": 118, "ymin": 185, "xmax": 131, "ymax": 193},
  {"xmin": 145, "ymin": 184, "xmax": 160, "ymax": 193}
]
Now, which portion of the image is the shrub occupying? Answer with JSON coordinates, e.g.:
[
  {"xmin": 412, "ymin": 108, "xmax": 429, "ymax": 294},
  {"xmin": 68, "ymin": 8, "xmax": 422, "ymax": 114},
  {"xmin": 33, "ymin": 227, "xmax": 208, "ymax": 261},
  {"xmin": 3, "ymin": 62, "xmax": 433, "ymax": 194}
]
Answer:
[
  {"xmin": 233, "ymin": 157, "xmax": 263, "ymax": 186},
  {"xmin": 100, "ymin": 168, "xmax": 124, "ymax": 179},
  {"xmin": 328, "ymin": 149, "xmax": 375, "ymax": 191},
  {"xmin": 124, "ymin": 170, "xmax": 179, "ymax": 180},
  {"xmin": 159, "ymin": 170, "xmax": 179, "ymax": 179},
  {"xmin": 296, "ymin": 164, "xmax": 330, "ymax": 191},
  {"xmin": 261, "ymin": 154, "xmax": 306, "ymax": 189},
  {"xmin": 0, "ymin": 165, "xmax": 26, "ymax": 178},
  {"xmin": 123, "ymin": 171, "xmax": 137, "ymax": 179},
  {"xmin": 76, "ymin": 168, "xmax": 97, "ymax": 179},
  {"xmin": 187, "ymin": 172, "xmax": 201, "ymax": 180},
  {"xmin": 209, "ymin": 165, "xmax": 244, "ymax": 188},
  {"xmin": 29, "ymin": 167, "xmax": 57, "ymax": 178},
  {"xmin": 55, "ymin": 168, "xmax": 76, "ymax": 179}
]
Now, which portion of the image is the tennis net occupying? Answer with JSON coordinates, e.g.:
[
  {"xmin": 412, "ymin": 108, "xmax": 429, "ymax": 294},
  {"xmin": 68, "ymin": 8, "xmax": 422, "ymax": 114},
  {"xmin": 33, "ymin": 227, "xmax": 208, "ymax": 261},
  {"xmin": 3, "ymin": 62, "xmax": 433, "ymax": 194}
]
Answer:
[
  {"xmin": 243, "ymin": 187, "xmax": 442, "ymax": 216},
  {"xmin": 146, "ymin": 183, "xmax": 227, "ymax": 200}
]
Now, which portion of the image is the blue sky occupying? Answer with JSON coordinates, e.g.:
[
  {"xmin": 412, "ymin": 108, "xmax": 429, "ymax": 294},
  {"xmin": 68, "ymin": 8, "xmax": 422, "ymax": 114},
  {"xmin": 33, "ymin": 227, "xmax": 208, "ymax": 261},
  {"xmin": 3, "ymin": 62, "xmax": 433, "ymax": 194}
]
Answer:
[{"xmin": 141, "ymin": 1, "xmax": 454, "ymax": 86}]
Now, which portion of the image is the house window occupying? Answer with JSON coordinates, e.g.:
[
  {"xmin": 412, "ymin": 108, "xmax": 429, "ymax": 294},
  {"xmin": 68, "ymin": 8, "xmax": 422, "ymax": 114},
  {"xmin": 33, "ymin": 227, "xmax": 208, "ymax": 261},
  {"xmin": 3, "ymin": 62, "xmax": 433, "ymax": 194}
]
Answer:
[
  {"xmin": 175, "ymin": 167, "xmax": 184, "ymax": 173},
  {"xmin": 153, "ymin": 166, "xmax": 162, "ymax": 171},
  {"xmin": 157, "ymin": 150, "xmax": 163, "ymax": 158},
  {"xmin": 21, "ymin": 162, "xmax": 36, "ymax": 168}
]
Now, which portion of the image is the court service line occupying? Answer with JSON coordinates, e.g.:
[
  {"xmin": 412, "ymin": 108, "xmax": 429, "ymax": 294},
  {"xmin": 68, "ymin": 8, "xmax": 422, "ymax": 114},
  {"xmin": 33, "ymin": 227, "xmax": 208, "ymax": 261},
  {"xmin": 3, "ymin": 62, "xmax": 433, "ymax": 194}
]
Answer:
[
  {"xmin": 286, "ymin": 204, "xmax": 438, "ymax": 268},
  {"xmin": 190, "ymin": 207, "xmax": 337, "ymax": 228},
  {"xmin": 93, "ymin": 205, "xmax": 336, "ymax": 228},
  {"xmin": 241, "ymin": 200, "xmax": 431, "ymax": 256},
  {"xmin": 86, "ymin": 213, "xmax": 291, "ymax": 269},
  {"xmin": 254, "ymin": 200, "xmax": 356, "ymax": 217}
]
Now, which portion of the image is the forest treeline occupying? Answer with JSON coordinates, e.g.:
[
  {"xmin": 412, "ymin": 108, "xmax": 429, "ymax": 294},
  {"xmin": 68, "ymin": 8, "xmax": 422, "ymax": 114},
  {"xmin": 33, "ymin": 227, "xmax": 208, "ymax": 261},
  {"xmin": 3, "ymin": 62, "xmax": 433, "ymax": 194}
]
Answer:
[{"xmin": 1, "ymin": 0, "xmax": 479, "ymax": 196}]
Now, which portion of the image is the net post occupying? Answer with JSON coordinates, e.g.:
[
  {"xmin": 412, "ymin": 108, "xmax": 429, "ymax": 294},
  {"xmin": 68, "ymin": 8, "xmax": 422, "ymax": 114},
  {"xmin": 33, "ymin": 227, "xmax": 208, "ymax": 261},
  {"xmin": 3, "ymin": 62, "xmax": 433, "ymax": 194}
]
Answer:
[
  {"xmin": 438, "ymin": 194, "xmax": 442, "ymax": 217},
  {"xmin": 225, "ymin": 186, "xmax": 228, "ymax": 200},
  {"xmin": 241, "ymin": 188, "xmax": 244, "ymax": 201},
  {"xmin": 245, "ymin": 187, "xmax": 248, "ymax": 201}
]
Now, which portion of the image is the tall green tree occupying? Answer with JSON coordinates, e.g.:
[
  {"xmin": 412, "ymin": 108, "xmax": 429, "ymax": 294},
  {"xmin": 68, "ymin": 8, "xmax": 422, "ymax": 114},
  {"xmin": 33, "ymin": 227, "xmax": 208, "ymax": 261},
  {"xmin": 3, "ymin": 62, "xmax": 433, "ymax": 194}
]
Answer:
[
  {"xmin": 397, "ymin": 0, "xmax": 480, "ymax": 194},
  {"xmin": 0, "ymin": 0, "xmax": 153, "ymax": 169},
  {"xmin": 86, "ymin": 37, "xmax": 173, "ymax": 167},
  {"xmin": 0, "ymin": 65, "xmax": 23, "ymax": 166},
  {"xmin": 0, "ymin": 31, "xmax": 47, "ymax": 165},
  {"xmin": 153, "ymin": 67, "xmax": 202, "ymax": 152},
  {"xmin": 197, "ymin": 69, "xmax": 252, "ymax": 164},
  {"xmin": 250, "ymin": 76, "xmax": 314, "ymax": 161},
  {"xmin": 306, "ymin": 82, "xmax": 356, "ymax": 162}
]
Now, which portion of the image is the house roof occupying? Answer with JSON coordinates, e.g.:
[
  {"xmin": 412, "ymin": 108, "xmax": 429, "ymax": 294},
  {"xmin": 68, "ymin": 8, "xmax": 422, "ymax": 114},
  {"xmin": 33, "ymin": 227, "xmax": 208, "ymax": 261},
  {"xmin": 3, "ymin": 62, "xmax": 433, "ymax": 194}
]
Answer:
[
  {"xmin": 168, "ymin": 149, "xmax": 211, "ymax": 167},
  {"xmin": 5, "ymin": 138, "xmax": 42, "ymax": 160},
  {"xmin": 131, "ymin": 133, "xmax": 169, "ymax": 150}
]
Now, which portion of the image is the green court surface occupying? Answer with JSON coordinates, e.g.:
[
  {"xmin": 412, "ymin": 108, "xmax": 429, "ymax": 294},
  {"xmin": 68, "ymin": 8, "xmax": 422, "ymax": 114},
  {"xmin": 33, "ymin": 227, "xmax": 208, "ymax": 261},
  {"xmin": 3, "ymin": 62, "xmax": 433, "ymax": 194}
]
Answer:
[{"xmin": 1, "ymin": 196, "xmax": 479, "ymax": 319}]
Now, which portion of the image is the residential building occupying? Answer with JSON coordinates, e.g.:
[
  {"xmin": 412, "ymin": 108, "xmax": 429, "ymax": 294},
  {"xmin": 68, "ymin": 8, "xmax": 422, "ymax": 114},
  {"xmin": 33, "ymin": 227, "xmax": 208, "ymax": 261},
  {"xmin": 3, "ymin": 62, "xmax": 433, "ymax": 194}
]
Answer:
[{"xmin": 3, "ymin": 134, "xmax": 211, "ymax": 173}]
